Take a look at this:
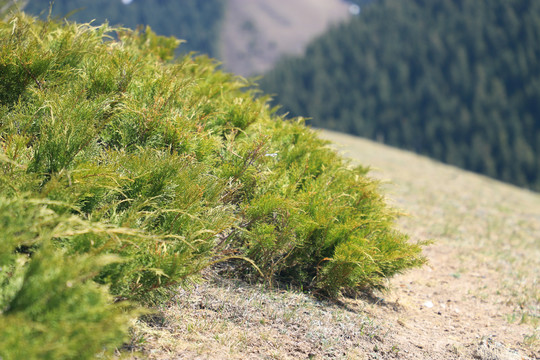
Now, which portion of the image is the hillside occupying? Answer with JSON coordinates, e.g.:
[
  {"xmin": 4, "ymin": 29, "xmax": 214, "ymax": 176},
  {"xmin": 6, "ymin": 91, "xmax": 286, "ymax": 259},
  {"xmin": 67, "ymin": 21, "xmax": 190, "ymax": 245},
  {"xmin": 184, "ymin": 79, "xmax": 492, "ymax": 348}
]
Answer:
[
  {"xmin": 127, "ymin": 130, "xmax": 540, "ymax": 359},
  {"xmin": 259, "ymin": 0, "xmax": 540, "ymax": 192},
  {"xmin": 1, "ymin": 10, "xmax": 538, "ymax": 360}
]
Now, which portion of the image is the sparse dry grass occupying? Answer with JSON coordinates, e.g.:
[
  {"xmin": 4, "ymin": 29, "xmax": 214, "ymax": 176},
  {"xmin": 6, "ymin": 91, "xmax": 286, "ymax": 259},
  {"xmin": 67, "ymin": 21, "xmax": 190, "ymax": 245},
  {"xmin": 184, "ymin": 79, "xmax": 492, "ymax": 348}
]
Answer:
[
  {"xmin": 320, "ymin": 130, "xmax": 540, "ymax": 356},
  {"xmin": 124, "ymin": 275, "xmax": 391, "ymax": 359}
]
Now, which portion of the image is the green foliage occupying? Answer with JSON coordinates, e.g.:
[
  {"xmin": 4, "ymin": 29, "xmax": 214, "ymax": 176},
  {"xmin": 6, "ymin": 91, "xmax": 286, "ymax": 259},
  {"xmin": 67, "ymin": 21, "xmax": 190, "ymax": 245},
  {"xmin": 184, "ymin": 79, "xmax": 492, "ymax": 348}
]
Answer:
[
  {"xmin": 260, "ymin": 0, "xmax": 540, "ymax": 191},
  {"xmin": 23, "ymin": 0, "xmax": 225, "ymax": 58},
  {"xmin": 229, "ymin": 119, "xmax": 427, "ymax": 294},
  {"xmin": 0, "ymin": 197, "xmax": 133, "ymax": 360},
  {"xmin": 0, "ymin": 13, "xmax": 425, "ymax": 357}
]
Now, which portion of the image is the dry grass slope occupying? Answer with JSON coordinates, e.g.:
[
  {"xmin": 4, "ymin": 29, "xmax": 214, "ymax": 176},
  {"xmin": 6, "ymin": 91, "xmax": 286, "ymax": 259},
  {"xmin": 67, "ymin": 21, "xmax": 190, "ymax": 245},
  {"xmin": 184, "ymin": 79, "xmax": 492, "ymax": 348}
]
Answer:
[{"xmin": 125, "ymin": 130, "xmax": 539, "ymax": 359}]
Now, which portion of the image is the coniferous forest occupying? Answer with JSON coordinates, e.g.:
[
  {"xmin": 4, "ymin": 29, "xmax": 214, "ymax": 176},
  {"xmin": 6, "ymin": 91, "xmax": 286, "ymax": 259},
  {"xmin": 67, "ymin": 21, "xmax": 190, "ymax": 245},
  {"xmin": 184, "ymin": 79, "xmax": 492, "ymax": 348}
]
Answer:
[
  {"xmin": 23, "ymin": 0, "xmax": 224, "ymax": 57},
  {"xmin": 260, "ymin": 0, "xmax": 540, "ymax": 191}
]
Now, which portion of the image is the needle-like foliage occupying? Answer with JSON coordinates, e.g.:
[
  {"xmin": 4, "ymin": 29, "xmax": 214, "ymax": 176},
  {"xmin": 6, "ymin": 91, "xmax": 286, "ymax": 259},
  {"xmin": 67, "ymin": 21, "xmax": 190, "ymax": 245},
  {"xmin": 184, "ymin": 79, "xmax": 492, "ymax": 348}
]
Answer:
[{"xmin": 0, "ymin": 13, "xmax": 426, "ymax": 358}]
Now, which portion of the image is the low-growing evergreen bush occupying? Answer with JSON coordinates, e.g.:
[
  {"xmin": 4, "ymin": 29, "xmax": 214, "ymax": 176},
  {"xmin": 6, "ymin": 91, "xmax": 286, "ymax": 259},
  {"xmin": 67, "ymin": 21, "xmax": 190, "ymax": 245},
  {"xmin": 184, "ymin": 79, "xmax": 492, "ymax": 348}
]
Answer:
[
  {"xmin": 0, "ymin": 197, "xmax": 134, "ymax": 359},
  {"xmin": 0, "ymin": 13, "xmax": 426, "ymax": 358}
]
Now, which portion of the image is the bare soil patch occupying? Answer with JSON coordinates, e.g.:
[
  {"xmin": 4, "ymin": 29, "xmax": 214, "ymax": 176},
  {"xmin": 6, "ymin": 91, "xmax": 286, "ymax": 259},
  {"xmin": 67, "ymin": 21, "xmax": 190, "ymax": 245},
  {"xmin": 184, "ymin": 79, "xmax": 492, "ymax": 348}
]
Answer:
[{"xmin": 123, "ymin": 130, "xmax": 539, "ymax": 359}]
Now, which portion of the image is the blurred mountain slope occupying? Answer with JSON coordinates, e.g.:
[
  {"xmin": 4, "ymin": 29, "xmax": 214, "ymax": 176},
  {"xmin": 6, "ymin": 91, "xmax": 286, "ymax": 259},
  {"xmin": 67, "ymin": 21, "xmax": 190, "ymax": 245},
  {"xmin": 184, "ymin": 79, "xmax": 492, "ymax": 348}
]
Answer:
[{"xmin": 220, "ymin": 0, "xmax": 353, "ymax": 76}]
